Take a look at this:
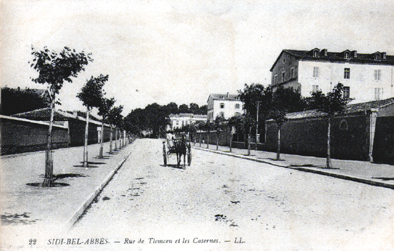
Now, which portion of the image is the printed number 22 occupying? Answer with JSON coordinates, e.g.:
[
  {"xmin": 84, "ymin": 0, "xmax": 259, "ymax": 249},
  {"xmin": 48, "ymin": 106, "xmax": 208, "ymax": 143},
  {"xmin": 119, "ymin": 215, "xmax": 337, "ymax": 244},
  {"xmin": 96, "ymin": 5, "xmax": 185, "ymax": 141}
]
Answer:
[{"xmin": 29, "ymin": 239, "xmax": 37, "ymax": 245}]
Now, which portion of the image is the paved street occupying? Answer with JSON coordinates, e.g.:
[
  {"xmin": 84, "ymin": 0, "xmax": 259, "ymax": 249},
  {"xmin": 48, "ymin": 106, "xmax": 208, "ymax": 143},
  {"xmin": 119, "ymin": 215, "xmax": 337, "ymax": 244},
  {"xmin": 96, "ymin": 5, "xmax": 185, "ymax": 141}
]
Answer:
[{"xmin": 72, "ymin": 139, "xmax": 394, "ymax": 250}]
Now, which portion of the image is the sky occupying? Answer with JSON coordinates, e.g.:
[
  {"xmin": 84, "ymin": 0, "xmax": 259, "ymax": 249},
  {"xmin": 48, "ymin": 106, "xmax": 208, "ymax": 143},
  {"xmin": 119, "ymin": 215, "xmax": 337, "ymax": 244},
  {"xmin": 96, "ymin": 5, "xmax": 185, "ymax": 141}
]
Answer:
[{"xmin": 1, "ymin": 0, "xmax": 394, "ymax": 116}]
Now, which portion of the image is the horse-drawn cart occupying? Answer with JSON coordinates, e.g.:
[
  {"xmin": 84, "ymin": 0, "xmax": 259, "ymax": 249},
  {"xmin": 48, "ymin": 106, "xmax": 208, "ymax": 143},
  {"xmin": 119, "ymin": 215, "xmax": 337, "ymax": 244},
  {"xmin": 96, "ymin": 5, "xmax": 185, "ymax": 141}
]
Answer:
[{"xmin": 163, "ymin": 134, "xmax": 191, "ymax": 168}]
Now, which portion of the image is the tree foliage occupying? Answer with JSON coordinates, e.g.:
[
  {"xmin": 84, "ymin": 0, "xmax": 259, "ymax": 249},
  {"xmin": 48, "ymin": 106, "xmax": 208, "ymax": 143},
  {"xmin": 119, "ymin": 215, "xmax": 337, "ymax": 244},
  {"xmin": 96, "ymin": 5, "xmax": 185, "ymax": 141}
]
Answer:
[
  {"xmin": 124, "ymin": 102, "xmax": 207, "ymax": 137},
  {"xmin": 77, "ymin": 74, "xmax": 108, "ymax": 111},
  {"xmin": 307, "ymin": 83, "xmax": 349, "ymax": 115},
  {"xmin": 30, "ymin": 46, "xmax": 93, "ymax": 100},
  {"xmin": 108, "ymin": 105, "xmax": 124, "ymax": 127},
  {"xmin": 98, "ymin": 97, "xmax": 116, "ymax": 120}
]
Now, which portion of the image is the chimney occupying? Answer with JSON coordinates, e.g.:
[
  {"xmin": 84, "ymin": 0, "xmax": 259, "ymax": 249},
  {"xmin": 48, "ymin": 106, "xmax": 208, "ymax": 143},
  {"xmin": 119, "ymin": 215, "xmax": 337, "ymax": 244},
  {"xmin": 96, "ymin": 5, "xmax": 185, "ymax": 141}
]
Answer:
[
  {"xmin": 73, "ymin": 110, "xmax": 78, "ymax": 117},
  {"xmin": 321, "ymin": 49, "xmax": 328, "ymax": 57}
]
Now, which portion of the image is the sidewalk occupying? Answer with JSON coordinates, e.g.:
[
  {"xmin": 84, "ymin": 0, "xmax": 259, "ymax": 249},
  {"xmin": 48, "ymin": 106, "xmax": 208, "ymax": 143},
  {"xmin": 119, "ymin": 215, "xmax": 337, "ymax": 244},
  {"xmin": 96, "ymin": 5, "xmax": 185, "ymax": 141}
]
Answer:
[
  {"xmin": 0, "ymin": 140, "xmax": 136, "ymax": 232},
  {"xmin": 193, "ymin": 143, "xmax": 394, "ymax": 190}
]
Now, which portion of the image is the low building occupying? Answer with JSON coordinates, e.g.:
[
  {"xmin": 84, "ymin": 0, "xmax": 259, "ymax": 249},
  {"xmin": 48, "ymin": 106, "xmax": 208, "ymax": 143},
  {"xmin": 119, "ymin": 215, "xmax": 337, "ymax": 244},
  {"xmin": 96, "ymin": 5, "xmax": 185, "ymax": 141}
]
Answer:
[
  {"xmin": 168, "ymin": 113, "xmax": 207, "ymax": 130},
  {"xmin": 12, "ymin": 108, "xmax": 113, "ymax": 146},
  {"xmin": 207, "ymin": 93, "xmax": 244, "ymax": 120},
  {"xmin": 1, "ymin": 114, "xmax": 69, "ymax": 155}
]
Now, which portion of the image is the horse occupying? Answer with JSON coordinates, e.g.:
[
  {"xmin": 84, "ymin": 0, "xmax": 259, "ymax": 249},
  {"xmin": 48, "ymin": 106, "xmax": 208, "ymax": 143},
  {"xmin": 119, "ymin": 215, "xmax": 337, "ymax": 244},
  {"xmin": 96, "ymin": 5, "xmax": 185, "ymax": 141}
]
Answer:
[{"xmin": 174, "ymin": 136, "xmax": 187, "ymax": 168}]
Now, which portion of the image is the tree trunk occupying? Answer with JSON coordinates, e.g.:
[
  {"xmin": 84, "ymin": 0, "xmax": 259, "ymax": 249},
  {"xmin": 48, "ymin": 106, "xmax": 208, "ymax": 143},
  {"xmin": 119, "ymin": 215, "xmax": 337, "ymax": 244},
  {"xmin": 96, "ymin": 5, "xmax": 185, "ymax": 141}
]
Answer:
[
  {"xmin": 230, "ymin": 133, "xmax": 233, "ymax": 152},
  {"xmin": 276, "ymin": 124, "xmax": 281, "ymax": 160},
  {"xmin": 216, "ymin": 132, "xmax": 219, "ymax": 150},
  {"xmin": 83, "ymin": 109, "xmax": 90, "ymax": 167},
  {"xmin": 43, "ymin": 100, "xmax": 55, "ymax": 187},
  {"xmin": 115, "ymin": 128, "xmax": 118, "ymax": 151},
  {"xmin": 199, "ymin": 133, "xmax": 202, "ymax": 147},
  {"xmin": 247, "ymin": 128, "xmax": 251, "ymax": 156},
  {"xmin": 207, "ymin": 131, "xmax": 210, "ymax": 149},
  {"xmin": 109, "ymin": 125, "xmax": 113, "ymax": 154},
  {"xmin": 326, "ymin": 115, "xmax": 332, "ymax": 168},
  {"xmin": 99, "ymin": 121, "xmax": 104, "ymax": 158}
]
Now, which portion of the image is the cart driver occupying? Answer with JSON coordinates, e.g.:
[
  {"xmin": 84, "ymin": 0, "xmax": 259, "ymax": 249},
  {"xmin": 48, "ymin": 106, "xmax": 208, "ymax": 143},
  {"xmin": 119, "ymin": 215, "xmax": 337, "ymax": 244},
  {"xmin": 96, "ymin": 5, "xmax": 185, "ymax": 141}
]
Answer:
[{"xmin": 166, "ymin": 133, "xmax": 175, "ymax": 148}]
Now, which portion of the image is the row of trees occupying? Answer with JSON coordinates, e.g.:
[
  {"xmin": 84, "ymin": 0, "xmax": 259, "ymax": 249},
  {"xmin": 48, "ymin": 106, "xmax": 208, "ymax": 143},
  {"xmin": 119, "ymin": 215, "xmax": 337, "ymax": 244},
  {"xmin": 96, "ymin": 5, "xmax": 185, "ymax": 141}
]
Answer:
[
  {"xmin": 30, "ymin": 46, "xmax": 126, "ymax": 186},
  {"xmin": 124, "ymin": 102, "xmax": 207, "ymax": 137},
  {"xmin": 176, "ymin": 83, "xmax": 350, "ymax": 168}
]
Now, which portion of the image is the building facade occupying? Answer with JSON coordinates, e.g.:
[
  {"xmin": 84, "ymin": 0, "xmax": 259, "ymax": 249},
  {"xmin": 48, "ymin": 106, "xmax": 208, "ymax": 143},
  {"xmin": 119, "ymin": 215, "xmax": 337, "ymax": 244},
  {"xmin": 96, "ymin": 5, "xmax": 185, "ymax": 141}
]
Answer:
[
  {"xmin": 207, "ymin": 93, "xmax": 244, "ymax": 120},
  {"xmin": 270, "ymin": 48, "xmax": 394, "ymax": 103},
  {"xmin": 168, "ymin": 113, "xmax": 207, "ymax": 130}
]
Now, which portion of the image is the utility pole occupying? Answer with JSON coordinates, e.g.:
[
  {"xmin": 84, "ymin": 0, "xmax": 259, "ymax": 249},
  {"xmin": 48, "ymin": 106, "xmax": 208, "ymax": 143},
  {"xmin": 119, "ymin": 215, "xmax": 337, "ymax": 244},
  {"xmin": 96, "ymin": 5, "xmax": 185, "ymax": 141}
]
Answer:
[{"xmin": 256, "ymin": 101, "xmax": 261, "ymax": 144}]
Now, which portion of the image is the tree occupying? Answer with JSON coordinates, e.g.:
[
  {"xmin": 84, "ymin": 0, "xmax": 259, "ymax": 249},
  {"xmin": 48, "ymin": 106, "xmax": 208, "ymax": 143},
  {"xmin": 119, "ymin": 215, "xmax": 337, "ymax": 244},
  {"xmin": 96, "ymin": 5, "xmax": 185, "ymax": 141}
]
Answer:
[
  {"xmin": 108, "ymin": 105, "xmax": 124, "ymax": 152},
  {"xmin": 30, "ymin": 46, "xmax": 92, "ymax": 186},
  {"xmin": 205, "ymin": 120, "xmax": 213, "ymax": 149},
  {"xmin": 98, "ymin": 97, "xmax": 115, "ymax": 158},
  {"xmin": 269, "ymin": 86, "xmax": 306, "ymax": 160},
  {"xmin": 197, "ymin": 105, "xmax": 208, "ymax": 115},
  {"xmin": 228, "ymin": 114, "xmax": 255, "ymax": 155},
  {"xmin": 238, "ymin": 83, "xmax": 272, "ymax": 143},
  {"xmin": 1, "ymin": 87, "xmax": 50, "ymax": 115},
  {"xmin": 178, "ymin": 104, "xmax": 189, "ymax": 113},
  {"xmin": 213, "ymin": 116, "xmax": 226, "ymax": 150},
  {"xmin": 77, "ymin": 74, "xmax": 108, "ymax": 167},
  {"xmin": 189, "ymin": 103, "xmax": 200, "ymax": 114},
  {"xmin": 308, "ymin": 83, "xmax": 349, "ymax": 168}
]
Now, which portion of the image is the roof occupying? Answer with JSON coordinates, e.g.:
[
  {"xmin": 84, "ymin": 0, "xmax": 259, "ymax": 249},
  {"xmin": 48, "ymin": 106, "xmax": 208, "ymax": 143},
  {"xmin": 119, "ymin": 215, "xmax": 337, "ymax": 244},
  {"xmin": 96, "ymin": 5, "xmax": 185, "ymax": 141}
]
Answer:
[
  {"xmin": 270, "ymin": 48, "xmax": 394, "ymax": 71},
  {"xmin": 169, "ymin": 113, "xmax": 207, "ymax": 119},
  {"xmin": 208, "ymin": 93, "xmax": 240, "ymax": 102},
  {"xmin": 13, "ymin": 108, "xmax": 76, "ymax": 121},
  {"xmin": 284, "ymin": 97, "xmax": 394, "ymax": 120},
  {"xmin": 12, "ymin": 108, "xmax": 107, "ymax": 126},
  {"xmin": 0, "ymin": 114, "xmax": 68, "ymax": 129},
  {"xmin": 345, "ymin": 97, "xmax": 394, "ymax": 114}
]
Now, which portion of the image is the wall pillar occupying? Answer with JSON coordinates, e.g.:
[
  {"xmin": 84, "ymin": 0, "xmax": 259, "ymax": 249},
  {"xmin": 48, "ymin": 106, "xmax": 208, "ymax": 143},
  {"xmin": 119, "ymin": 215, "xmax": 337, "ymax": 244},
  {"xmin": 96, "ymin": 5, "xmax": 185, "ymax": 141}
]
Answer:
[{"xmin": 368, "ymin": 109, "xmax": 378, "ymax": 162}]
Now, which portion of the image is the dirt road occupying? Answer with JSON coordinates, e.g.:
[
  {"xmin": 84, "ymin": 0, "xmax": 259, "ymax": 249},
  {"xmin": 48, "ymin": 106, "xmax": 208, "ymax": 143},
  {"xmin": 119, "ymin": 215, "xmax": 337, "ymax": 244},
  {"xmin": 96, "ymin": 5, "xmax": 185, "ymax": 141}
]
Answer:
[{"xmin": 72, "ymin": 138, "xmax": 394, "ymax": 250}]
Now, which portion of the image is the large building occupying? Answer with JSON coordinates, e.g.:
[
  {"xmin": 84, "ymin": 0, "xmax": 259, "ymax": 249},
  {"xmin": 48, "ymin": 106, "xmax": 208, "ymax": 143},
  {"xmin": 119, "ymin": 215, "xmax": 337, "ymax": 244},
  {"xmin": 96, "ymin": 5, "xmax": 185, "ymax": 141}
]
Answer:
[
  {"xmin": 207, "ymin": 93, "xmax": 244, "ymax": 120},
  {"xmin": 168, "ymin": 113, "xmax": 207, "ymax": 130},
  {"xmin": 270, "ymin": 48, "xmax": 394, "ymax": 103}
]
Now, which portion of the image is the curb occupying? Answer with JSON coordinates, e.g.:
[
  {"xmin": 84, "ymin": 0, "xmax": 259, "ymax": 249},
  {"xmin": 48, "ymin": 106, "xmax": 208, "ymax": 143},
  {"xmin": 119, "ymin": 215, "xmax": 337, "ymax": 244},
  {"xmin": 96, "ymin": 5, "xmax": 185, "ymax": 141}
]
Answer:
[
  {"xmin": 194, "ymin": 146, "xmax": 394, "ymax": 190},
  {"xmin": 64, "ymin": 143, "xmax": 136, "ymax": 229}
]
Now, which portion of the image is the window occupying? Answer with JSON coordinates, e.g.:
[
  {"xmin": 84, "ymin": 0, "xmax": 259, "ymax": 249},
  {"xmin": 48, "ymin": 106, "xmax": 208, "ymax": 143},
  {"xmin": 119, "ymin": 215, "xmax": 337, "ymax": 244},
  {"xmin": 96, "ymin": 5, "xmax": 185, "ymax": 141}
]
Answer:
[
  {"xmin": 220, "ymin": 103, "xmax": 224, "ymax": 108},
  {"xmin": 274, "ymin": 75, "xmax": 278, "ymax": 84},
  {"xmin": 235, "ymin": 103, "xmax": 240, "ymax": 109},
  {"xmin": 344, "ymin": 68, "xmax": 350, "ymax": 79},
  {"xmin": 312, "ymin": 85, "xmax": 319, "ymax": 93},
  {"xmin": 343, "ymin": 86, "xmax": 350, "ymax": 99},
  {"xmin": 313, "ymin": 67, "xmax": 319, "ymax": 77},
  {"xmin": 374, "ymin": 69, "xmax": 381, "ymax": 81},
  {"xmin": 282, "ymin": 72, "xmax": 285, "ymax": 82},
  {"xmin": 339, "ymin": 119, "xmax": 348, "ymax": 131},
  {"xmin": 290, "ymin": 68, "xmax": 295, "ymax": 78},
  {"xmin": 375, "ymin": 88, "xmax": 383, "ymax": 100}
]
